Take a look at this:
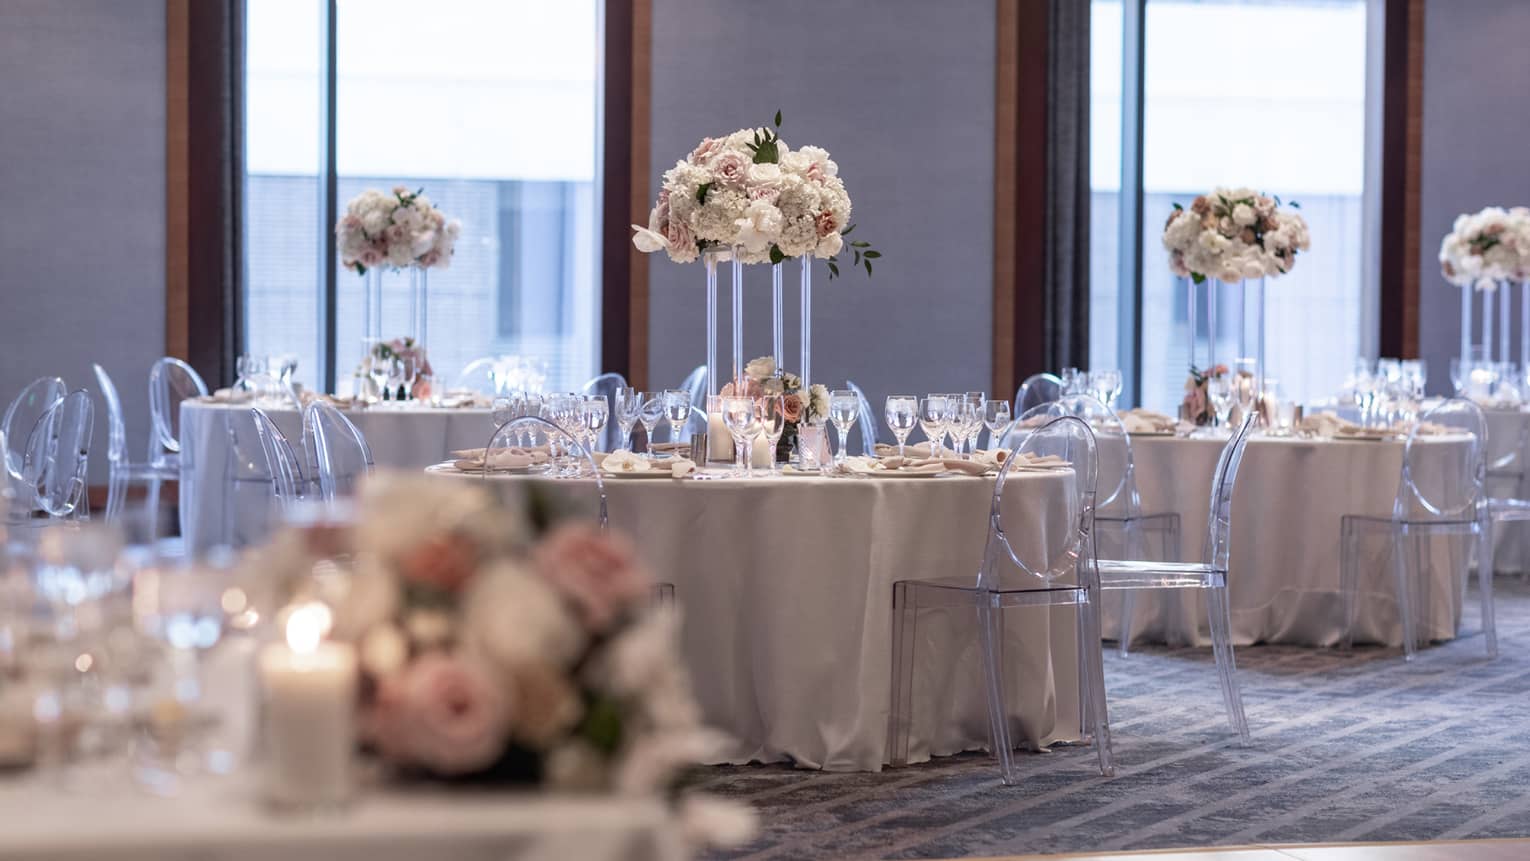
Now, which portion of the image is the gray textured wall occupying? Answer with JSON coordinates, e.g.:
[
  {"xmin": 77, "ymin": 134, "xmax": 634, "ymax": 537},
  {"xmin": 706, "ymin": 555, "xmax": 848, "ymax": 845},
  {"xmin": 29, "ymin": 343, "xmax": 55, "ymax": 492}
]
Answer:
[
  {"xmin": 1418, "ymin": 0, "xmax": 1530, "ymax": 393},
  {"xmin": 0, "ymin": 0, "xmax": 166, "ymax": 483},
  {"xmin": 645, "ymin": 0, "xmax": 996, "ymax": 442}
]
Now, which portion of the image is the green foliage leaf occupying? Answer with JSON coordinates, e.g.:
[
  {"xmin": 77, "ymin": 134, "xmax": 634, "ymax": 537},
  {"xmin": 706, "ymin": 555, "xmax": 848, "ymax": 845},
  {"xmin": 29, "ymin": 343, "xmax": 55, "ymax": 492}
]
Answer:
[
  {"xmin": 774, "ymin": 109, "xmax": 783, "ymax": 127},
  {"xmin": 1191, "ymin": 272, "xmax": 1206, "ymax": 285},
  {"xmin": 1172, "ymin": 202, "xmax": 1183, "ymax": 211},
  {"xmin": 579, "ymin": 696, "xmax": 624, "ymax": 755},
  {"xmin": 696, "ymin": 182, "xmax": 712, "ymax": 204},
  {"xmin": 863, "ymin": 250, "xmax": 881, "ymax": 259},
  {"xmin": 841, "ymin": 223, "xmax": 856, "ymax": 236},
  {"xmin": 864, "ymin": 260, "xmax": 873, "ymax": 276},
  {"xmin": 769, "ymin": 244, "xmax": 785, "ymax": 265},
  {"xmin": 828, "ymin": 260, "xmax": 840, "ymax": 278}
]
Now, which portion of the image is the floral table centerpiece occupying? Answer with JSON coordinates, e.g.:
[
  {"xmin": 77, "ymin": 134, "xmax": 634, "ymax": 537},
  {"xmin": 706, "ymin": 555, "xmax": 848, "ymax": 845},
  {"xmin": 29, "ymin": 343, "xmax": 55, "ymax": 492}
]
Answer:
[
  {"xmin": 631, "ymin": 112, "xmax": 879, "ymax": 413},
  {"xmin": 1162, "ymin": 188, "xmax": 1310, "ymax": 420},
  {"xmin": 720, "ymin": 356, "xmax": 830, "ymax": 461},
  {"xmin": 1181, "ymin": 364, "xmax": 1227, "ymax": 427},
  {"xmin": 355, "ymin": 336, "xmax": 433, "ymax": 402},
  {"xmin": 1439, "ymin": 206, "xmax": 1530, "ymax": 373},
  {"xmin": 252, "ymin": 474, "xmax": 754, "ymax": 851},
  {"xmin": 335, "ymin": 187, "xmax": 461, "ymax": 396}
]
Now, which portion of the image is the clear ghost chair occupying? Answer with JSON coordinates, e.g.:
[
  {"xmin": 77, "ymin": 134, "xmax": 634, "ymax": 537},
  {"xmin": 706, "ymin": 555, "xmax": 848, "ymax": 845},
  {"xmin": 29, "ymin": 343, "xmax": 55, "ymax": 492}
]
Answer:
[
  {"xmin": 581, "ymin": 372, "xmax": 630, "ymax": 452},
  {"xmin": 1036, "ymin": 395, "xmax": 1182, "ymax": 656},
  {"xmin": 93, "ymin": 364, "xmax": 179, "ymax": 525},
  {"xmin": 679, "ymin": 365, "xmax": 708, "ymax": 409},
  {"xmin": 302, "ymin": 401, "xmax": 374, "ymax": 501},
  {"xmin": 1096, "ymin": 411, "xmax": 1256, "ymax": 744},
  {"xmin": 147, "ymin": 357, "xmax": 209, "ymax": 470},
  {"xmin": 1014, "ymin": 372, "xmax": 1063, "ymax": 415},
  {"xmin": 1340, "ymin": 398, "xmax": 1491, "ymax": 660},
  {"xmin": 1481, "ymin": 414, "xmax": 1530, "ymax": 577},
  {"xmin": 25, "ymin": 390, "xmax": 94, "ymax": 520},
  {"xmin": 3, "ymin": 376, "xmax": 66, "ymax": 488},
  {"xmin": 454, "ymin": 356, "xmax": 501, "ymax": 395},
  {"xmin": 888, "ymin": 415, "xmax": 1112, "ymax": 784},
  {"xmin": 845, "ymin": 380, "xmax": 878, "ymax": 454},
  {"xmin": 484, "ymin": 415, "xmax": 607, "ymax": 528},
  {"xmin": 250, "ymin": 407, "xmax": 307, "ymax": 512}
]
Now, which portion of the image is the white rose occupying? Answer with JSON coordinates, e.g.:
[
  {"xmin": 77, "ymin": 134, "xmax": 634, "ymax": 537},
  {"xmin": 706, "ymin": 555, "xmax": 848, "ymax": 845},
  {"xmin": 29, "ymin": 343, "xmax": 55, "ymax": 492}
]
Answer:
[
  {"xmin": 463, "ymin": 561, "xmax": 586, "ymax": 670},
  {"xmin": 361, "ymin": 207, "xmax": 391, "ymax": 236},
  {"xmin": 815, "ymin": 231, "xmax": 843, "ymax": 257},
  {"xmin": 733, "ymin": 199, "xmax": 784, "ymax": 253},
  {"xmin": 746, "ymin": 163, "xmax": 783, "ymax": 188},
  {"xmin": 745, "ymin": 356, "xmax": 776, "ymax": 379},
  {"xmin": 1232, "ymin": 204, "xmax": 1256, "ymax": 227}
]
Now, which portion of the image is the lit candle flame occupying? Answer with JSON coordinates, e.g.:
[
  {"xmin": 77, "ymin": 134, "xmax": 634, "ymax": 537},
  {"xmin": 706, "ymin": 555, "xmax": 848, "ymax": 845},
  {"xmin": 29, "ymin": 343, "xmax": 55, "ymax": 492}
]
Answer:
[{"xmin": 285, "ymin": 602, "xmax": 333, "ymax": 654}]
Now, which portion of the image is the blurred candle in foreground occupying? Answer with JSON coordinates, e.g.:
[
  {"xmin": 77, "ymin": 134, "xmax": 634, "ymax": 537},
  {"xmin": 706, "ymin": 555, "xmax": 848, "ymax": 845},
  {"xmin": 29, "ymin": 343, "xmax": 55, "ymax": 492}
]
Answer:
[{"xmin": 258, "ymin": 602, "xmax": 356, "ymax": 811}]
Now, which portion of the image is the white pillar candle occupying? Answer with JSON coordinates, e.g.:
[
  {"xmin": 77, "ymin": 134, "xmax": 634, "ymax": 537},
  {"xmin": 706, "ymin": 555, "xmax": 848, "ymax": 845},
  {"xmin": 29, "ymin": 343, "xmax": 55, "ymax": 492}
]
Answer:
[
  {"xmin": 707, "ymin": 412, "xmax": 733, "ymax": 462},
  {"xmin": 751, "ymin": 435, "xmax": 772, "ymax": 469},
  {"xmin": 258, "ymin": 603, "xmax": 357, "ymax": 810}
]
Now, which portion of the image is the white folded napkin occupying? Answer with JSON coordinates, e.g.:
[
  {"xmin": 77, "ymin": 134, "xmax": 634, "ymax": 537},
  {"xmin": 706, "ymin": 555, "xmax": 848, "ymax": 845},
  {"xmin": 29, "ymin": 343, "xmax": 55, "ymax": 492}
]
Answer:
[
  {"xmin": 1121, "ymin": 409, "xmax": 1178, "ymax": 434},
  {"xmin": 1008, "ymin": 453, "xmax": 1069, "ymax": 470},
  {"xmin": 670, "ymin": 458, "xmax": 697, "ymax": 478},
  {"xmin": 601, "ymin": 450, "xmax": 652, "ymax": 474},
  {"xmin": 206, "ymin": 388, "xmax": 253, "ymax": 404},
  {"xmin": 454, "ymin": 449, "xmax": 535, "ymax": 472},
  {"xmin": 873, "ymin": 442, "xmax": 955, "ymax": 459},
  {"xmin": 1300, "ymin": 411, "xmax": 1362, "ymax": 438}
]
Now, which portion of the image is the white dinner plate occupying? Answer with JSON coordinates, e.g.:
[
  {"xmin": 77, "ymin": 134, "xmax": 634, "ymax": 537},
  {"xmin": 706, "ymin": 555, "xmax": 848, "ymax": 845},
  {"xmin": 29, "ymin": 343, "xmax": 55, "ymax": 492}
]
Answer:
[{"xmin": 602, "ymin": 469, "xmax": 677, "ymax": 479}]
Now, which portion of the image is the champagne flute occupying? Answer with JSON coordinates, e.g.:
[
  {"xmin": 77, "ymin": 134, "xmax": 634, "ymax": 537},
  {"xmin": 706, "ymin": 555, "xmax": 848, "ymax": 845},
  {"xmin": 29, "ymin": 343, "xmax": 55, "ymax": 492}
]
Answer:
[
  {"xmin": 828, "ymin": 390, "xmax": 860, "ymax": 467},
  {"xmin": 919, "ymin": 396, "xmax": 948, "ymax": 457},
  {"xmin": 884, "ymin": 395, "xmax": 918, "ymax": 458},
  {"xmin": 984, "ymin": 400, "xmax": 1012, "ymax": 448},
  {"xmin": 638, "ymin": 393, "xmax": 664, "ymax": 459},
  {"xmin": 756, "ymin": 395, "xmax": 786, "ymax": 474},
  {"xmin": 721, "ymin": 396, "xmax": 755, "ymax": 477},
  {"xmin": 663, "ymin": 389, "xmax": 691, "ymax": 448},
  {"xmin": 613, "ymin": 386, "xmax": 640, "ymax": 452}
]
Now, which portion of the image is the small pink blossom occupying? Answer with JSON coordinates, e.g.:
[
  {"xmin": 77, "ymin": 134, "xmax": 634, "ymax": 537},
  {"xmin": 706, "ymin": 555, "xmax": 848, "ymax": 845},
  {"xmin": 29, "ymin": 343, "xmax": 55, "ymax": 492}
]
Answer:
[
  {"xmin": 713, "ymin": 151, "xmax": 748, "ymax": 187},
  {"xmin": 366, "ymin": 653, "xmax": 512, "ymax": 775},
  {"xmin": 814, "ymin": 211, "xmax": 837, "ymax": 238},
  {"xmin": 663, "ymin": 217, "xmax": 692, "ymax": 254},
  {"xmin": 533, "ymin": 524, "xmax": 652, "ymax": 632}
]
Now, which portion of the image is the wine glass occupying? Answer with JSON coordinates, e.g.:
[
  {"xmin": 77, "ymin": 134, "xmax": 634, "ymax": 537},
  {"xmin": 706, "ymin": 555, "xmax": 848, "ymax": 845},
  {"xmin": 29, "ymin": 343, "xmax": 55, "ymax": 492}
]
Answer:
[
  {"xmin": 1233, "ymin": 359, "xmax": 1258, "ymax": 418},
  {"xmin": 755, "ymin": 395, "xmax": 786, "ymax": 474},
  {"xmin": 580, "ymin": 395, "xmax": 608, "ymax": 458},
  {"xmin": 1092, "ymin": 369, "xmax": 1123, "ymax": 409},
  {"xmin": 884, "ymin": 395, "xmax": 918, "ymax": 458},
  {"xmin": 828, "ymin": 390, "xmax": 860, "ymax": 467},
  {"xmin": 919, "ymin": 396, "xmax": 948, "ymax": 457},
  {"xmin": 638, "ymin": 393, "xmax": 665, "ymax": 459},
  {"xmin": 613, "ymin": 387, "xmax": 640, "ymax": 452},
  {"xmin": 1448, "ymin": 358, "xmax": 1465, "ymax": 396},
  {"xmin": 963, "ymin": 393, "xmax": 986, "ymax": 454},
  {"xmin": 1207, "ymin": 377, "xmax": 1235, "ymax": 431},
  {"xmin": 663, "ymin": 390, "xmax": 691, "ymax": 448},
  {"xmin": 721, "ymin": 396, "xmax": 755, "ymax": 477},
  {"xmin": 984, "ymin": 400, "xmax": 1012, "ymax": 448},
  {"xmin": 1060, "ymin": 368, "xmax": 1085, "ymax": 395}
]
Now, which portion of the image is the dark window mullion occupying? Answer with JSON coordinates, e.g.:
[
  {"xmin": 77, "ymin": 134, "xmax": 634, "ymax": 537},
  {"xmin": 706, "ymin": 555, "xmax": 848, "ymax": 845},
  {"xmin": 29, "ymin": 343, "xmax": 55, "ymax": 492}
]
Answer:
[
  {"xmin": 1118, "ymin": 0, "xmax": 1147, "ymax": 407},
  {"xmin": 318, "ymin": 0, "xmax": 339, "ymax": 393}
]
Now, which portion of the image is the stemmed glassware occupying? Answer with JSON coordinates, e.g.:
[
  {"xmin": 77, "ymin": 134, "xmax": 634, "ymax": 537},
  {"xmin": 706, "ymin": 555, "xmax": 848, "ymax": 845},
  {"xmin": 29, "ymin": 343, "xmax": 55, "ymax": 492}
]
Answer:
[
  {"xmin": 884, "ymin": 395, "xmax": 918, "ymax": 458},
  {"xmin": 919, "ymin": 396, "xmax": 948, "ymax": 456},
  {"xmin": 1233, "ymin": 359, "xmax": 1258, "ymax": 420},
  {"xmin": 663, "ymin": 390, "xmax": 691, "ymax": 448},
  {"xmin": 638, "ymin": 393, "xmax": 665, "ymax": 459},
  {"xmin": 1060, "ymin": 367, "xmax": 1085, "ymax": 395},
  {"xmin": 755, "ymin": 395, "xmax": 786, "ymax": 474},
  {"xmin": 828, "ymin": 390, "xmax": 860, "ymax": 467},
  {"xmin": 1208, "ymin": 376, "xmax": 1235, "ymax": 432},
  {"xmin": 963, "ymin": 393, "xmax": 986, "ymax": 454},
  {"xmin": 1091, "ymin": 369, "xmax": 1123, "ymax": 410},
  {"xmin": 984, "ymin": 400, "xmax": 1012, "ymax": 448},
  {"xmin": 721, "ymin": 397, "xmax": 756, "ymax": 477},
  {"xmin": 580, "ymin": 395, "xmax": 609, "ymax": 458},
  {"xmin": 613, "ymin": 387, "xmax": 640, "ymax": 452}
]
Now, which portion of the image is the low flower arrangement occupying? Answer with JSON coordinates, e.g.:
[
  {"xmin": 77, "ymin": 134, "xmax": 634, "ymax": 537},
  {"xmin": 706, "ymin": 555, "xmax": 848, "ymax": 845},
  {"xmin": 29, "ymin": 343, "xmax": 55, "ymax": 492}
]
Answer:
[
  {"xmin": 1439, "ymin": 205, "xmax": 1530, "ymax": 291},
  {"xmin": 337, "ymin": 186, "xmax": 462, "ymax": 275},
  {"xmin": 631, "ymin": 112, "xmax": 879, "ymax": 278},
  {"xmin": 1181, "ymin": 364, "xmax": 1227, "ymax": 426},
  {"xmin": 356, "ymin": 336, "xmax": 433, "ymax": 401},
  {"xmin": 720, "ymin": 356, "xmax": 829, "ymax": 460},
  {"xmin": 1161, "ymin": 187, "xmax": 1310, "ymax": 284},
  {"xmin": 254, "ymin": 474, "xmax": 753, "ymax": 848}
]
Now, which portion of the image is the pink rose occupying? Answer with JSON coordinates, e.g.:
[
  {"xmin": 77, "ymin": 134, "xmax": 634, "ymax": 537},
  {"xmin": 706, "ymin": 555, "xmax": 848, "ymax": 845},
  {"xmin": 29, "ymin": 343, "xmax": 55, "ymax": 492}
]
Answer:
[
  {"xmin": 689, "ymin": 137, "xmax": 724, "ymax": 164},
  {"xmin": 397, "ymin": 535, "xmax": 479, "ymax": 593},
  {"xmin": 533, "ymin": 524, "xmax": 652, "ymax": 632},
  {"xmin": 713, "ymin": 151, "xmax": 748, "ymax": 187},
  {"xmin": 366, "ymin": 653, "xmax": 511, "ymax": 775},
  {"xmin": 663, "ymin": 217, "xmax": 692, "ymax": 254},
  {"xmin": 360, "ymin": 248, "xmax": 383, "ymax": 267},
  {"xmin": 782, "ymin": 393, "xmax": 804, "ymax": 423},
  {"xmin": 814, "ymin": 211, "xmax": 837, "ymax": 238}
]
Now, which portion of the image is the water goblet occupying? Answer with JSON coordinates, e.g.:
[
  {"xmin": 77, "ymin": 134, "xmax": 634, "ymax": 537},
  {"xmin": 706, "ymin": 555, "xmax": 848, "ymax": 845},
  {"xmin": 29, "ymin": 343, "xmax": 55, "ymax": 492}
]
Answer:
[
  {"xmin": 984, "ymin": 400, "xmax": 1012, "ymax": 447},
  {"xmin": 963, "ymin": 393, "xmax": 985, "ymax": 454},
  {"xmin": 756, "ymin": 395, "xmax": 786, "ymax": 473},
  {"xmin": 1233, "ymin": 359, "xmax": 1258, "ymax": 418},
  {"xmin": 638, "ymin": 393, "xmax": 665, "ymax": 459},
  {"xmin": 663, "ymin": 389, "xmax": 691, "ymax": 447},
  {"xmin": 582, "ymin": 395, "xmax": 609, "ymax": 456},
  {"xmin": 613, "ymin": 386, "xmax": 640, "ymax": 452},
  {"xmin": 919, "ymin": 396, "xmax": 948, "ymax": 457},
  {"xmin": 1207, "ymin": 376, "xmax": 1235, "ymax": 432},
  {"xmin": 721, "ymin": 397, "xmax": 755, "ymax": 477},
  {"xmin": 1093, "ymin": 369, "xmax": 1123, "ymax": 409},
  {"xmin": 1060, "ymin": 368, "xmax": 1085, "ymax": 395},
  {"xmin": 828, "ymin": 390, "xmax": 860, "ymax": 466},
  {"xmin": 884, "ymin": 395, "xmax": 918, "ymax": 458}
]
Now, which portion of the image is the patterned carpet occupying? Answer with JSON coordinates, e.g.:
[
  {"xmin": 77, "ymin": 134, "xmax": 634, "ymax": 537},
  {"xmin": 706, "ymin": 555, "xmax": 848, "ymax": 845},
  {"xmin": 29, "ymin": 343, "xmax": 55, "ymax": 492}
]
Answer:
[{"xmin": 691, "ymin": 579, "xmax": 1530, "ymax": 860}]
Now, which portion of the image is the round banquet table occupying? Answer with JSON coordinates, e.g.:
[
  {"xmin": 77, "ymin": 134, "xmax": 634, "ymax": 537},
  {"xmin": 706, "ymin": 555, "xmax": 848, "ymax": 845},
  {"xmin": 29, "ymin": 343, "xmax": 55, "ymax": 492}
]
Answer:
[
  {"xmin": 426, "ymin": 465, "xmax": 1085, "ymax": 773},
  {"xmin": 1103, "ymin": 433, "xmax": 1477, "ymax": 649},
  {"xmin": 178, "ymin": 400, "xmax": 494, "ymax": 551}
]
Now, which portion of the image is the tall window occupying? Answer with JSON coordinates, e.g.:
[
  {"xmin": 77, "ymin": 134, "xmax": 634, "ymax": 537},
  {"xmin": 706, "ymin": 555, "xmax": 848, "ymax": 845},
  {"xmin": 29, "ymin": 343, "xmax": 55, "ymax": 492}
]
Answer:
[
  {"xmin": 1091, "ymin": 0, "xmax": 1375, "ymax": 410},
  {"xmin": 244, "ymin": 0, "xmax": 600, "ymax": 393}
]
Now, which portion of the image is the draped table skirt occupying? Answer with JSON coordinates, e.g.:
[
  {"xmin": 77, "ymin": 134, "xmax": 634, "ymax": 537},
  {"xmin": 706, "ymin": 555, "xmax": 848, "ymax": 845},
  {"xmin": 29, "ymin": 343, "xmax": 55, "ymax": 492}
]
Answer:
[
  {"xmin": 1103, "ymin": 434, "xmax": 1476, "ymax": 649},
  {"xmin": 428, "ymin": 466, "xmax": 1084, "ymax": 772},
  {"xmin": 178, "ymin": 401, "xmax": 493, "ymax": 550}
]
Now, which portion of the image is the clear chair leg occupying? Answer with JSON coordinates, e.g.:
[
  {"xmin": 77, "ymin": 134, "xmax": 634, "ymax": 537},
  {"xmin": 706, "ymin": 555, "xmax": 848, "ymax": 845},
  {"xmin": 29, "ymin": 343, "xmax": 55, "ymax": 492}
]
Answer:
[
  {"xmin": 146, "ymin": 475, "xmax": 163, "ymax": 538},
  {"xmin": 1118, "ymin": 522, "xmax": 1145, "ymax": 657},
  {"xmin": 1078, "ymin": 592, "xmax": 1114, "ymax": 776},
  {"xmin": 887, "ymin": 582, "xmax": 918, "ymax": 767},
  {"xmin": 976, "ymin": 597, "xmax": 1019, "ymax": 785},
  {"xmin": 1392, "ymin": 528, "xmax": 1416, "ymax": 661},
  {"xmin": 1340, "ymin": 519, "xmax": 1357, "ymax": 650},
  {"xmin": 1205, "ymin": 585, "xmax": 1250, "ymax": 744},
  {"xmin": 1478, "ymin": 521, "xmax": 1499, "ymax": 658}
]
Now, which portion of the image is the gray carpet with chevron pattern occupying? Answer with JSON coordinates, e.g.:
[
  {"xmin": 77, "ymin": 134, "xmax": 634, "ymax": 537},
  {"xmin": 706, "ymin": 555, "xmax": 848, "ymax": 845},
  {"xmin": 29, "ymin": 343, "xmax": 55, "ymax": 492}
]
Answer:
[{"xmin": 692, "ymin": 579, "xmax": 1530, "ymax": 860}]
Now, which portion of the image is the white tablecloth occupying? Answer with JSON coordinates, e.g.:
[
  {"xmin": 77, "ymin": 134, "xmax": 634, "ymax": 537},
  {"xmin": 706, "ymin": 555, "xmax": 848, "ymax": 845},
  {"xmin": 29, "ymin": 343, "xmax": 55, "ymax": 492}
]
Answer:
[
  {"xmin": 0, "ymin": 776, "xmax": 683, "ymax": 861},
  {"xmin": 1104, "ymin": 434, "xmax": 1474, "ymax": 648},
  {"xmin": 178, "ymin": 401, "xmax": 493, "ymax": 550},
  {"xmin": 1484, "ymin": 407, "xmax": 1530, "ymax": 574},
  {"xmin": 429, "ymin": 467, "xmax": 1084, "ymax": 772}
]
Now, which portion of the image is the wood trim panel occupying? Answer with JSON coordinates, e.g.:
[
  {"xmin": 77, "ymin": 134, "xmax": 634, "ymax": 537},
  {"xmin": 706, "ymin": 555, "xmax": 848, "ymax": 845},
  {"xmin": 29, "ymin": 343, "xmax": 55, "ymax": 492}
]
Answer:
[
  {"xmin": 1007, "ymin": 0, "xmax": 1052, "ymax": 394},
  {"xmin": 165, "ymin": 0, "xmax": 189, "ymax": 361},
  {"xmin": 600, "ymin": 0, "xmax": 652, "ymax": 391},
  {"xmin": 1379, "ymin": 0, "xmax": 1424, "ymax": 358},
  {"xmin": 992, "ymin": 0, "xmax": 1019, "ymax": 402}
]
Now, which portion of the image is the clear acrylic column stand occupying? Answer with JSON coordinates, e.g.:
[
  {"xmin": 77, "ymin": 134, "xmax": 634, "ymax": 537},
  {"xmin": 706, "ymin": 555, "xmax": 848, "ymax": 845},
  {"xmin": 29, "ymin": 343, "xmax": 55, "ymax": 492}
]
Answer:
[
  {"xmin": 1186, "ymin": 277, "xmax": 1264, "ymax": 424},
  {"xmin": 772, "ymin": 262, "xmax": 784, "ymax": 369},
  {"xmin": 800, "ymin": 254, "xmax": 812, "ymax": 392},
  {"xmin": 705, "ymin": 252, "xmax": 720, "ymax": 398},
  {"xmin": 408, "ymin": 264, "xmax": 428, "ymax": 349},
  {"xmin": 731, "ymin": 248, "xmax": 744, "ymax": 389},
  {"xmin": 1501, "ymin": 282, "xmax": 1511, "ymax": 364}
]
